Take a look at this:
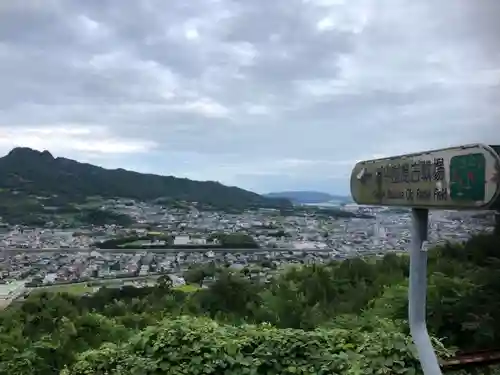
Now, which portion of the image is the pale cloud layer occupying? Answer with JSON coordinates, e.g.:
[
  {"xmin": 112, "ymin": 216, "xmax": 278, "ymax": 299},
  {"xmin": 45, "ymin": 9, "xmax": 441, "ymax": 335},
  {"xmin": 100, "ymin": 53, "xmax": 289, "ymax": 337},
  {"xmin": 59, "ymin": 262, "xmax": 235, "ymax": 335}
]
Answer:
[{"xmin": 0, "ymin": 0, "xmax": 499, "ymax": 194}]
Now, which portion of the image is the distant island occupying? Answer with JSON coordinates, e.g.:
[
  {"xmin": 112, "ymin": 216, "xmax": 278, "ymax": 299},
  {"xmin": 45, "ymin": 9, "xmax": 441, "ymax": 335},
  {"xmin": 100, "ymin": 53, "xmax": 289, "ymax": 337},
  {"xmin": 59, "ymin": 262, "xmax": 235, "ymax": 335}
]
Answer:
[{"xmin": 265, "ymin": 191, "xmax": 352, "ymax": 204}]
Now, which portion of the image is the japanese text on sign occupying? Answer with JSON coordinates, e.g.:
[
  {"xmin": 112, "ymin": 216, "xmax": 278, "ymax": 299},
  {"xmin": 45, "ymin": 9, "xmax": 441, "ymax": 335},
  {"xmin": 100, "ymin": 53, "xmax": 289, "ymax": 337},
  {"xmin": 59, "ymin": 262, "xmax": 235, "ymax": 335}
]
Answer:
[
  {"xmin": 373, "ymin": 158, "xmax": 447, "ymax": 202},
  {"xmin": 376, "ymin": 158, "xmax": 445, "ymax": 184}
]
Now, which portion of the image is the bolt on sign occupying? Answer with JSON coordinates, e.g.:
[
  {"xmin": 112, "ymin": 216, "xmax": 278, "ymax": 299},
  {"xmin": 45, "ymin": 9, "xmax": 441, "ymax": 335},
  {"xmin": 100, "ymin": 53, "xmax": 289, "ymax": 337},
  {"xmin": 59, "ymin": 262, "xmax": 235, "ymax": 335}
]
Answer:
[{"xmin": 350, "ymin": 144, "xmax": 500, "ymax": 210}]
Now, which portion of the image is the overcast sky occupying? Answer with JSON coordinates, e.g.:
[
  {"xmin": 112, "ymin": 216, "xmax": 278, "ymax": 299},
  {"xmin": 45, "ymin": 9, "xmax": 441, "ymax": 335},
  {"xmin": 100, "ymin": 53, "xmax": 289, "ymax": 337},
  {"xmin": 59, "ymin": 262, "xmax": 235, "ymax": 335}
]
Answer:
[{"xmin": 0, "ymin": 0, "xmax": 499, "ymax": 195}]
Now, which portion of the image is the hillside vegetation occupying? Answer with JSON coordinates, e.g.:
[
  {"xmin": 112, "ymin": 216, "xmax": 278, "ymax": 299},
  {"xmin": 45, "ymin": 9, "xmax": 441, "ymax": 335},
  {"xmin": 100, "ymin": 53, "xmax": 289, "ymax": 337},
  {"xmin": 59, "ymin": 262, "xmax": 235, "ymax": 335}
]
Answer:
[
  {"xmin": 1, "ymin": 233, "xmax": 500, "ymax": 374},
  {"xmin": 0, "ymin": 147, "xmax": 291, "ymax": 211}
]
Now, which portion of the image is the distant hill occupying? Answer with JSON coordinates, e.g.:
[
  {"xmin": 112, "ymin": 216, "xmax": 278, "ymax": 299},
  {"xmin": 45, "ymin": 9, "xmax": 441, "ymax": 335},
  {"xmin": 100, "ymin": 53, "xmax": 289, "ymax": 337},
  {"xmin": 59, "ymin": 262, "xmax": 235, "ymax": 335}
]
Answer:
[
  {"xmin": 265, "ymin": 191, "xmax": 351, "ymax": 204},
  {"xmin": 0, "ymin": 147, "xmax": 291, "ymax": 210}
]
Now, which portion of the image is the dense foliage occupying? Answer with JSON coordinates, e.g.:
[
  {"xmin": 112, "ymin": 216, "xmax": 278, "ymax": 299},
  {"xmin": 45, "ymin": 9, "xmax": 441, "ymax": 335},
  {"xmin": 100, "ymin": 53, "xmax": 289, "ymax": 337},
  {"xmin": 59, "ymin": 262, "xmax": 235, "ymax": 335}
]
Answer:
[
  {"xmin": 280, "ymin": 206, "xmax": 374, "ymax": 219},
  {"xmin": 0, "ymin": 147, "xmax": 291, "ymax": 210},
  {"xmin": 77, "ymin": 209, "xmax": 134, "ymax": 226},
  {"xmin": 0, "ymin": 190, "xmax": 132, "ymax": 226},
  {"xmin": 95, "ymin": 232, "xmax": 258, "ymax": 249},
  {"xmin": 1, "ymin": 233, "xmax": 500, "ymax": 374}
]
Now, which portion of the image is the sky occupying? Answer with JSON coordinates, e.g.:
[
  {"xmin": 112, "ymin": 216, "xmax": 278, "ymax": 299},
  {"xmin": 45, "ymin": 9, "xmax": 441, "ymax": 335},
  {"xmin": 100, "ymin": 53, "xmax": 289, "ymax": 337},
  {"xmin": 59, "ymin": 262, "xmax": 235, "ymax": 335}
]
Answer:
[{"xmin": 0, "ymin": 0, "xmax": 499, "ymax": 195}]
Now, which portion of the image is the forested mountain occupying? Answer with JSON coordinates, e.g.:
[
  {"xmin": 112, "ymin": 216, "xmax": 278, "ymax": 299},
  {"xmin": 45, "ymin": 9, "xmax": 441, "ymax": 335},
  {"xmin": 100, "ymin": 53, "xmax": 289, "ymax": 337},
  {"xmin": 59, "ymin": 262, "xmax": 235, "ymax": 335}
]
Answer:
[
  {"xmin": 0, "ymin": 148, "xmax": 291, "ymax": 209},
  {"xmin": 265, "ymin": 191, "xmax": 351, "ymax": 204},
  {"xmin": 1, "ymin": 233, "xmax": 500, "ymax": 374}
]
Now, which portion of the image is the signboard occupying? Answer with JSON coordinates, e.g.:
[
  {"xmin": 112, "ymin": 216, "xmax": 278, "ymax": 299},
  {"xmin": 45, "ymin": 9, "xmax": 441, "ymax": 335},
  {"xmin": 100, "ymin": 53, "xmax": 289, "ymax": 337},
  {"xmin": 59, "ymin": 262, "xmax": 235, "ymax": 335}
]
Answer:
[{"xmin": 350, "ymin": 144, "xmax": 500, "ymax": 210}]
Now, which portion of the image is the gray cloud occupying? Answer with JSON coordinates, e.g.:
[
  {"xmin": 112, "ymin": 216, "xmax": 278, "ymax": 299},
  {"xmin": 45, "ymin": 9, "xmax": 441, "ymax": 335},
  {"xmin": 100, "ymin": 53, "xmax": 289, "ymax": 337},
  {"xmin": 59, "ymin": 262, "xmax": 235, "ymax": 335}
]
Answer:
[{"xmin": 0, "ymin": 0, "xmax": 499, "ymax": 194}]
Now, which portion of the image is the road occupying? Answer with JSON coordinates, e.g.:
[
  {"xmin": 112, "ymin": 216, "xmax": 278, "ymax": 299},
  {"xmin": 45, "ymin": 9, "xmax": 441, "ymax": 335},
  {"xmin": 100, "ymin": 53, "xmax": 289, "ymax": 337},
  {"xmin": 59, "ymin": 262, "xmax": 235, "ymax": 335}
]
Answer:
[{"xmin": 1, "ymin": 247, "xmax": 337, "ymax": 254}]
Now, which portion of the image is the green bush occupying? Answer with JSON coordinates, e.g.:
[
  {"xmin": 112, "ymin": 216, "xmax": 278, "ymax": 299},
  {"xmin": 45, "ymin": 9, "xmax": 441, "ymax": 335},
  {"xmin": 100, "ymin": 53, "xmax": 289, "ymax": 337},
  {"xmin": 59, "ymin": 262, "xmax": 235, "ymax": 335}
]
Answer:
[{"xmin": 63, "ymin": 316, "xmax": 422, "ymax": 375}]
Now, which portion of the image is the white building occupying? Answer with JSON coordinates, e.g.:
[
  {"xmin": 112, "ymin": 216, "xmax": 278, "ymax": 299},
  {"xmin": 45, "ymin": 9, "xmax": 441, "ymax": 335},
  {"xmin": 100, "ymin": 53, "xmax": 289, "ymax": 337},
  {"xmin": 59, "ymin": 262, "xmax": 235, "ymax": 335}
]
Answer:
[
  {"xmin": 173, "ymin": 235, "xmax": 190, "ymax": 245},
  {"xmin": 170, "ymin": 275, "xmax": 186, "ymax": 287}
]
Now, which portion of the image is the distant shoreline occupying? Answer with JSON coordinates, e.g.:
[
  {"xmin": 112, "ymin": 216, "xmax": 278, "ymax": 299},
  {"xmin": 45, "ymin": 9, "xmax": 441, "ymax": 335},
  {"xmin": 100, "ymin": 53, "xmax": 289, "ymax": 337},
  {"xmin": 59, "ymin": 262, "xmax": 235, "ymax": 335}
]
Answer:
[{"xmin": 301, "ymin": 200, "xmax": 347, "ymax": 207}]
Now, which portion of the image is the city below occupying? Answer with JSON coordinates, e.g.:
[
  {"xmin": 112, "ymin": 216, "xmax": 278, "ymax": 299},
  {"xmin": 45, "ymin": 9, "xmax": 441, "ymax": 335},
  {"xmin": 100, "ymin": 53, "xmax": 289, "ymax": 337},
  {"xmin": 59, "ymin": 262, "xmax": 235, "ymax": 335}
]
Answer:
[{"xmin": 0, "ymin": 196, "xmax": 494, "ymax": 310}]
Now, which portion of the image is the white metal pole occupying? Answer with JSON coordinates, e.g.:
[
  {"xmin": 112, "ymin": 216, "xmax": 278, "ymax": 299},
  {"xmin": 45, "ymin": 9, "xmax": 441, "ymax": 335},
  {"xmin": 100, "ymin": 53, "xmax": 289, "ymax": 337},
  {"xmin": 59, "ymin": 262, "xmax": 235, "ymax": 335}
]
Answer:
[{"xmin": 409, "ymin": 208, "xmax": 442, "ymax": 375}]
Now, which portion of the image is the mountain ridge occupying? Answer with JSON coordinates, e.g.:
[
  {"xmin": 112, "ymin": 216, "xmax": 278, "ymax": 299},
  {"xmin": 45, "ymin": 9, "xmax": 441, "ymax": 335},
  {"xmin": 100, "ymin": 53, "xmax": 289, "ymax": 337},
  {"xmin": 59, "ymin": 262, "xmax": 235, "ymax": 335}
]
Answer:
[{"xmin": 0, "ymin": 147, "xmax": 292, "ymax": 209}]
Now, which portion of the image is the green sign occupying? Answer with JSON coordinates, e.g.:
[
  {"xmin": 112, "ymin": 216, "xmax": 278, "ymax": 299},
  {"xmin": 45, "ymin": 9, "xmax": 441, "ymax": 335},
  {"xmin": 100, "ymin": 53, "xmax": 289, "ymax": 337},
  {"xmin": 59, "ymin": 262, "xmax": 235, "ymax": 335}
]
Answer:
[{"xmin": 449, "ymin": 153, "xmax": 486, "ymax": 201}]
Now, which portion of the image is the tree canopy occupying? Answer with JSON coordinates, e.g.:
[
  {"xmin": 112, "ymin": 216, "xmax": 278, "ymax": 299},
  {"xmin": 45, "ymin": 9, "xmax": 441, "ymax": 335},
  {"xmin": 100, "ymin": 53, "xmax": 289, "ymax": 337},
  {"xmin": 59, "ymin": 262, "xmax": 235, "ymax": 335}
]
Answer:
[{"xmin": 1, "ymin": 233, "xmax": 500, "ymax": 374}]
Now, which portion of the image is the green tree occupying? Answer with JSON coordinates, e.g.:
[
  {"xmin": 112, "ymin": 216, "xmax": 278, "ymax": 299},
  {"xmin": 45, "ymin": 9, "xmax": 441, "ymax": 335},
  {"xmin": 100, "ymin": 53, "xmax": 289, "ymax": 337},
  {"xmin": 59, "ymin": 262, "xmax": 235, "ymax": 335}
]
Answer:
[
  {"xmin": 156, "ymin": 275, "xmax": 173, "ymax": 289},
  {"xmin": 183, "ymin": 266, "xmax": 207, "ymax": 287}
]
